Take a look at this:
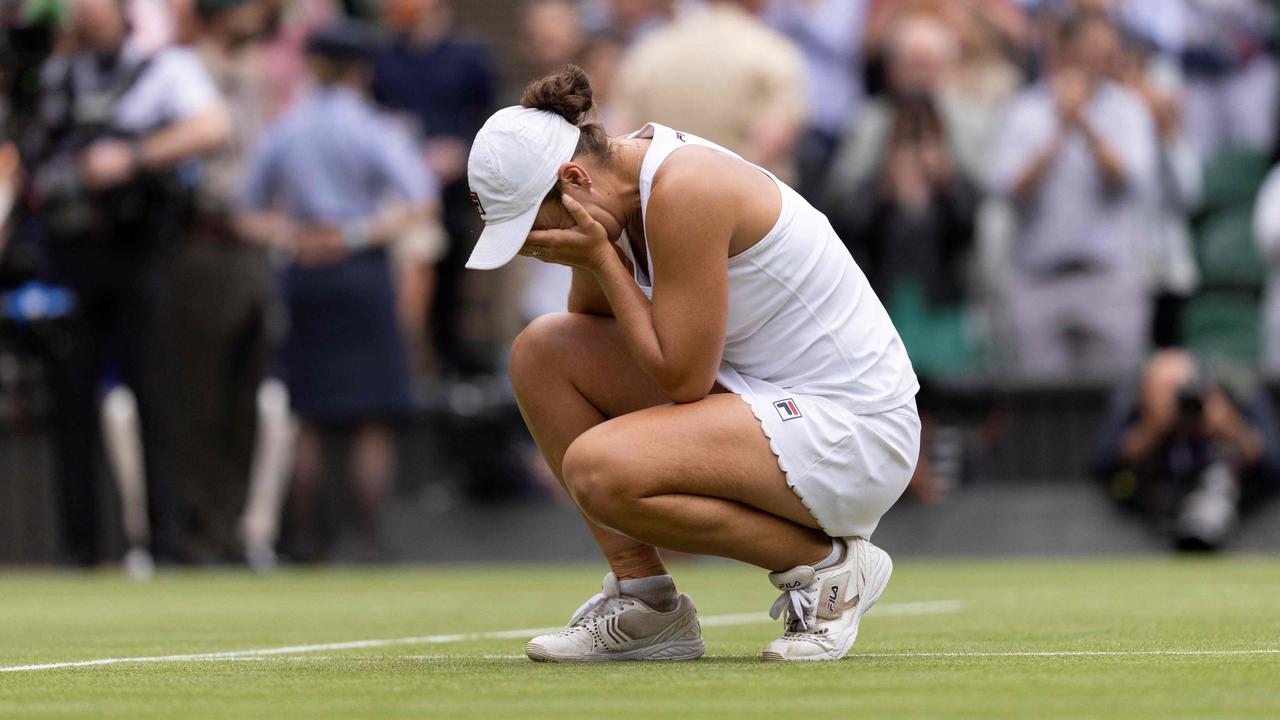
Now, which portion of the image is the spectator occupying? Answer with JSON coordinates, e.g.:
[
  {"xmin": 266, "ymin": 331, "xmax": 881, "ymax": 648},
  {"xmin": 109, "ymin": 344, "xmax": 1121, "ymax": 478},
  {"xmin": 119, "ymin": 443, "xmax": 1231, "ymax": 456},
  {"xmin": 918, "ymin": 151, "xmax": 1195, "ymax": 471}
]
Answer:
[
  {"xmin": 0, "ymin": 142, "xmax": 14, "ymax": 247},
  {"xmin": 236, "ymin": 25, "xmax": 433, "ymax": 560},
  {"xmin": 988, "ymin": 10, "xmax": 1157, "ymax": 378},
  {"xmin": 259, "ymin": 0, "xmax": 340, "ymax": 117},
  {"xmin": 863, "ymin": 0, "xmax": 1031, "ymax": 106},
  {"xmin": 1253, "ymin": 160, "xmax": 1280, "ymax": 374},
  {"xmin": 1178, "ymin": 0, "xmax": 1277, "ymax": 162},
  {"xmin": 519, "ymin": 0, "xmax": 584, "ymax": 81},
  {"xmin": 1056, "ymin": 0, "xmax": 1276, "ymax": 160},
  {"xmin": 172, "ymin": 0, "xmax": 275, "ymax": 563},
  {"xmin": 515, "ymin": 2, "xmax": 593, "ymax": 325},
  {"xmin": 610, "ymin": 0, "xmax": 809, "ymax": 183},
  {"xmin": 1095, "ymin": 349, "xmax": 1280, "ymax": 550},
  {"xmin": 1120, "ymin": 37, "xmax": 1201, "ymax": 348},
  {"xmin": 764, "ymin": 0, "xmax": 870, "ymax": 199},
  {"xmin": 825, "ymin": 13, "xmax": 981, "ymax": 502},
  {"xmin": 24, "ymin": 0, "xmax": 230, "ymax": 565},
  {"xmin": 581, "ymin": 0, "xmax": 672, "ymax": 46},
  {"xmin": 577, "ymin": 34, "xmax": 626, "ymax": 132},
  {"xmin": 373, "ymin": 0, "xmax": 497, "ymax": 375},
  {"xmin": 826, "ymin": 14, "xmax": 980, "ymax": 338}
]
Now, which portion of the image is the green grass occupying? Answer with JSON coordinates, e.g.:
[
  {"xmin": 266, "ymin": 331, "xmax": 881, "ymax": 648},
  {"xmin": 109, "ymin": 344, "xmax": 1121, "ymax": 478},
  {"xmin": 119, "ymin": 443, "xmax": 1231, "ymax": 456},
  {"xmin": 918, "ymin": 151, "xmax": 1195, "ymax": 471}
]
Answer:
[{"xmin": 1, "ymin": 557, "xmax": 1278, "ymax": 718}]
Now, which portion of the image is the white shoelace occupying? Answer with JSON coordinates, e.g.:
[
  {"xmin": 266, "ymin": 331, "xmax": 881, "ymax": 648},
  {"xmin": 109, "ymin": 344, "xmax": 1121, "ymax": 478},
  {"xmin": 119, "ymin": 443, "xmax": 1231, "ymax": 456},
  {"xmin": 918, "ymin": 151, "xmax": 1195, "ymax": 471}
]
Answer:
[
  {"xmin": 769, "ymin": 585, "xmax": 818, "ymax": 632},
  {"xmin": 566, "ymin": 593, "xmax": 633, "ymax": 628}
]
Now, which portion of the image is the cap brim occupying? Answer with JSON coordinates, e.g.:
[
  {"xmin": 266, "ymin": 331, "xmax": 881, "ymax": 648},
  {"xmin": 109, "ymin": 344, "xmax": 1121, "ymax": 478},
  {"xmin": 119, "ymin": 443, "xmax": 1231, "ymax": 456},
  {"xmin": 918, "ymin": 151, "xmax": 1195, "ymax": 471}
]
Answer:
[{"xmin": 464, "ymin": 202, "xmax": 542, "ymax": 270}]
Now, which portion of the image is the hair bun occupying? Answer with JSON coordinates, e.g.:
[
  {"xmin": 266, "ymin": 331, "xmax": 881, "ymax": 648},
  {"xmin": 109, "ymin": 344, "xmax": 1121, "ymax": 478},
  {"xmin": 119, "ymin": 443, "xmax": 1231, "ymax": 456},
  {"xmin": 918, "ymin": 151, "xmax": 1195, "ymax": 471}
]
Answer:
[{"xmin": 521, "ymin": 65, "xmax": 594, "ymax": 126}]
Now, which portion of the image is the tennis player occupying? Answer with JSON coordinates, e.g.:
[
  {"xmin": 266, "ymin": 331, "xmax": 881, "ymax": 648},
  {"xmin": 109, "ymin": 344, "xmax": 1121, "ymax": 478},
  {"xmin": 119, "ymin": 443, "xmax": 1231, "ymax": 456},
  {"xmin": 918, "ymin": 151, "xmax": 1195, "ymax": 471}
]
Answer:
[{"xmin": 466, "ymin": 66, "xmax": 920, "ymax": 662}]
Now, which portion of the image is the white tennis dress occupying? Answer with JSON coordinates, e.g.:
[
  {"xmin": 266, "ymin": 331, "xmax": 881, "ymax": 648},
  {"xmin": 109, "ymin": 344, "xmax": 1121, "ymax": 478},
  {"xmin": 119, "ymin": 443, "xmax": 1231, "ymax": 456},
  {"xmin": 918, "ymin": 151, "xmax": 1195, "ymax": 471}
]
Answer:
[{"xmin": 620, "ymin": 123, "xmax": 921, "ymax": 538}]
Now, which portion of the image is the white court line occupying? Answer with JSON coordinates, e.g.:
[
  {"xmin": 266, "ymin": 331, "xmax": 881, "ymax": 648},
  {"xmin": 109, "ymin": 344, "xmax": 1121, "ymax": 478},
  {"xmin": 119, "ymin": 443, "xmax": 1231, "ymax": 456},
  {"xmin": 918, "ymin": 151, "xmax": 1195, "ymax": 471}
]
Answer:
[
  {"xmin": 859, "ymin": 649, "xmax": 1280, "ymax": 658},
  {"xmin": 0, "ymin": 600, "xmax": 959, "ymax": 674}
]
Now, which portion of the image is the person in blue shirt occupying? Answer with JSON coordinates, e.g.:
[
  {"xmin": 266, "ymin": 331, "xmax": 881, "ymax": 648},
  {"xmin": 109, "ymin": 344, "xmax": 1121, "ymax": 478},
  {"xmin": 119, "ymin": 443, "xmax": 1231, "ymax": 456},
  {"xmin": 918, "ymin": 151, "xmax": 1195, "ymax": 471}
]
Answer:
[
  {"xmin": 373, "ymin": 0, "xmax": 496, "ymax": 374},
  {"xmin": 236, "ymin": 24, "xmax": 433, "ymax": 560}
]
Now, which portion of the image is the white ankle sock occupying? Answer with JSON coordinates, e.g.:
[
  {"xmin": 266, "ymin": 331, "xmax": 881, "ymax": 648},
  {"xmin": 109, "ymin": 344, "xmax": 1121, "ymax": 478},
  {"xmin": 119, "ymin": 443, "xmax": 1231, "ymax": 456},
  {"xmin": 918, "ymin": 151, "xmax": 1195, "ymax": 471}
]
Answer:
[
  {"xmin": 618, "ymin": 574, "xmax": 678, "ymax": 612},
  {"xmin": 812, "ymin": 540, "xmax": 843, "ymax": 570}
]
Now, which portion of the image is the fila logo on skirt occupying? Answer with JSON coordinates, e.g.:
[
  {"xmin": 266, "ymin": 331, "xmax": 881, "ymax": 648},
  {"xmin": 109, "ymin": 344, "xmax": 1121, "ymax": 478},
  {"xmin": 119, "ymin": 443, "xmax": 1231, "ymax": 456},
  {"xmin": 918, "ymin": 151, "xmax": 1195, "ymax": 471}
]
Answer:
[{"xmin": 773, "ymin": 398, "xmax": 802, "ymax": 421}]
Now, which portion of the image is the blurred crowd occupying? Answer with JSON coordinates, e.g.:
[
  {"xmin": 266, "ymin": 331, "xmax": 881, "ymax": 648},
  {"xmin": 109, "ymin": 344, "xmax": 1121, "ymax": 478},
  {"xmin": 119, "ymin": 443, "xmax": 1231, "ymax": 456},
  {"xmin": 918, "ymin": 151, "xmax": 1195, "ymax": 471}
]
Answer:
[{"xmin": 2, "ymin": 0, "xmax": 1280, "ymax": 566}]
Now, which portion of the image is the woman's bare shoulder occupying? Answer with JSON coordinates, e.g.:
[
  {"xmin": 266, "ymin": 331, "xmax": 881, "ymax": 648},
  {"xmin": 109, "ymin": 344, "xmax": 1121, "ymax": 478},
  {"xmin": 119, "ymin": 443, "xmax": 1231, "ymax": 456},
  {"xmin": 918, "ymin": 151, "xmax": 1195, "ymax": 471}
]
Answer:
[{"xmin": 648, "ymin": 147, "xmax": 744, "ymax": 215}]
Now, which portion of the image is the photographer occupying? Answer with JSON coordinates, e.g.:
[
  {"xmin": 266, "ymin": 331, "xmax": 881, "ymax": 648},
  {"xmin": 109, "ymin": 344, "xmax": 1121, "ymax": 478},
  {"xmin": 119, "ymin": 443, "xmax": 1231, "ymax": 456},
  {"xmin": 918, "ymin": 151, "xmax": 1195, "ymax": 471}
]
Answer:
[
  {"xmin": 1095, "ymin": 349, "xmax": 1280, "ymax": 551},
  {"xmin": 23, "ymin": 0, "xmax": 229, "ymax": 565}
]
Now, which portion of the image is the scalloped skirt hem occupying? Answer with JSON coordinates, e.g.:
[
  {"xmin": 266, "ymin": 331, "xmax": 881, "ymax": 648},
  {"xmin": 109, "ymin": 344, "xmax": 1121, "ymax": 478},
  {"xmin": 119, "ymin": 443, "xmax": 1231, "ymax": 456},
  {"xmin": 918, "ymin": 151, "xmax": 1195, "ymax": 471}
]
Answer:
[{"xmin": 728, "ymin": 390, "xmax": 920, "ymax": 540}]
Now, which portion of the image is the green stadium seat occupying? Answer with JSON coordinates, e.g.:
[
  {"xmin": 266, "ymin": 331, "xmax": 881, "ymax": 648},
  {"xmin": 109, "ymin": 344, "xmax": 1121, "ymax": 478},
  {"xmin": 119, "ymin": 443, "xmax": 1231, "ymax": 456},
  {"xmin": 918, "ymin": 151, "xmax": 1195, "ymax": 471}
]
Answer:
[
  {"xmin": 1198, "ymin": 147, "xmax": 1271, "ymax": 214},
  {"xmin": 1194, "ymin": 206, "xmax": 1266, "ymax": 288},
  {"xmin": 1183, "ymin": 290, "xmax": 1262, "ymax": 364}
]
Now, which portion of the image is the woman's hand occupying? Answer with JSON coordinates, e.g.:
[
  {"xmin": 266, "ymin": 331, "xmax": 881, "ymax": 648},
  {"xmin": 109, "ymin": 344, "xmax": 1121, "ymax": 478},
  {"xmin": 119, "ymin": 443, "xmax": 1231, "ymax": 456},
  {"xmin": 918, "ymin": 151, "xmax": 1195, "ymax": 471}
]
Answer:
[{"xmin": 522, "ymin": 194, "xmax": 615, "ymax": 271}]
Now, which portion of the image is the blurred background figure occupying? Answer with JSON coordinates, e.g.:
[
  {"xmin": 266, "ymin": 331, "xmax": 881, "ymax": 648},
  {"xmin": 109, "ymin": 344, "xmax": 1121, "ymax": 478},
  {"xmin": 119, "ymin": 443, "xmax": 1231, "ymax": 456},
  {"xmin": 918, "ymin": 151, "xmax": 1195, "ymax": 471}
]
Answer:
[
  {"xmin": 520, "ymin": 0, "xmax": 584, "ymax": 82},
  {"xmin": 610, "ymin": 0, "xmax": 810, "ymax": 183},
  {"xmin": 236, "ymin": 24, "xmax": 433, "ymax": 561},
  {"xmin": 1254, "ymin": 161, "xmax": 1280, "ymax": 376},
  {"xmin": 580, "ymin": 0, "xmax": 672, "ymax": 47},
  {"xmin": 764, "ymin": 0, "xmax": 869, "ymax": 199},
  {"xmin": 575, "ymin": 34, "xmax": 625, "ymax": 130},
  {"xmin": 1095, "ymin": 349, "xmax": 1279, "ymax": 550},
  {"xmin": 861, "ymin": 0, "xmax": 1030, "ymax": 162},
  {"xmin": 8, "ymin": 0, "xmax": 1280, "ymax": 567},
  {"xmin": 1176, "ymin": 0, "xmax": 1277, "ymax": 163},
  {"xmin": 1118, "ymin": 33, "xmax": 1201, "ymax": 350},
  {"xmin": 514, "ymin": 1, "xmax": 585, "ymax": 327},
  {"xmin": 259, "ymin": 0, "xmax": 340, "ymax": 117},
  {"xmin": 23, "ymin": 0, "xmax": 229, "ymax": 565},
  {"xmin": 374, "ymin": 0, "xmax": 495, "ymax": 378},
  {"xmin": 989, "ymin": 10, "xmax": 1156, "ymax": 379},
  {"xmin": 170, "ymin": 0, "xmax": 275, "ymax": 565},
  {"xmin": 824, "ymin": 12, "xmax": 983, "ymax": 502}
]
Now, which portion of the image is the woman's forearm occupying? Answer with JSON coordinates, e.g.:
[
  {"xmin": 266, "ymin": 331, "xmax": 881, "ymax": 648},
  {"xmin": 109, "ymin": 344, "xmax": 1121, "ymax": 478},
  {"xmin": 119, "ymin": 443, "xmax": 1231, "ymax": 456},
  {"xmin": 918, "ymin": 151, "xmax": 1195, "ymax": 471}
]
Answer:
[
  {"xmin": 590, "ymin": 252, "xmax": 708, "ymax": 402},
  {"xmin": 567, "ymin": 267, "xmax": 613, "ymax": 316},
  {"xmin": 592, "ymin": 251, "xmax": 665, "ymax": 372}
]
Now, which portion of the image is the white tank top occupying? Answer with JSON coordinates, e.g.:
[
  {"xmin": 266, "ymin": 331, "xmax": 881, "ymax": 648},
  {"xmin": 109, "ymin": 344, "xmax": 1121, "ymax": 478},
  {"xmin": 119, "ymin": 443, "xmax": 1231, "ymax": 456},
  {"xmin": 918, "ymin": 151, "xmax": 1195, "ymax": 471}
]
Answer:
[{"xmin": 620, "ymin": 123, "xmax": 918, "ymax": 415}]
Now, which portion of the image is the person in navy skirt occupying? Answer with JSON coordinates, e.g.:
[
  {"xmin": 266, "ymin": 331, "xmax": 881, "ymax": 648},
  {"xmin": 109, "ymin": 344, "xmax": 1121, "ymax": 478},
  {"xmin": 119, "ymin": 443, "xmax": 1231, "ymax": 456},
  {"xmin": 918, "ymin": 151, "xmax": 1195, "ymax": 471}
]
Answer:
[{"xmin": 236, "ymin": 24, "xmax": 433, "ymax": 559}]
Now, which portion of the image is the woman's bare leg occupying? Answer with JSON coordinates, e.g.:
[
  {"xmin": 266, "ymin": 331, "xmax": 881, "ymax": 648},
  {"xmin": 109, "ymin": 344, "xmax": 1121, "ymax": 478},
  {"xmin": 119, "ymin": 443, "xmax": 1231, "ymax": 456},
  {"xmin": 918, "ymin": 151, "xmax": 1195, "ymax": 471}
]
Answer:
[
  {"xmin": 510, "ymin": 313, "xmax": 672, "ymax": 579},
  {"xmin": 510, "ymin": 313, "xmax": 830, "ymax": 575},
  {"xmin": 564, "ymin": 395, "xmax": 831, "ymax": 571}
]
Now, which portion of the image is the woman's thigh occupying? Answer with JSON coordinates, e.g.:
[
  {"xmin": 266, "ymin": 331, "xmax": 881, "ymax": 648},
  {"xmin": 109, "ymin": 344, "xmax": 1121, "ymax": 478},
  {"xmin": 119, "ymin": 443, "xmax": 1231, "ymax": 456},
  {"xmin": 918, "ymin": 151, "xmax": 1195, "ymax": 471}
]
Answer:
[
  {"xmin": 569, "ymin": 393, "xmax": 821, "ymax": 531},
  {"xmin": 511, "ymin": 312, "xmax": 671, "ymax": 421}
]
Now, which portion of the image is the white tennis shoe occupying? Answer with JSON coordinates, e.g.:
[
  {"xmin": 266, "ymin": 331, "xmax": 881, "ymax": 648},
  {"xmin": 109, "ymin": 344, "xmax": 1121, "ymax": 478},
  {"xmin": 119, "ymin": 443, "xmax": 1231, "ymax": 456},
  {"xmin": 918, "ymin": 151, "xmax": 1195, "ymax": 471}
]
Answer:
[
  {"xmin": 526, "ymin": 573, "xmax": 705, "ymax": 662},
  {"xmin": 762, "ymin": 537, "xmax": 893, "ymax": 662}
]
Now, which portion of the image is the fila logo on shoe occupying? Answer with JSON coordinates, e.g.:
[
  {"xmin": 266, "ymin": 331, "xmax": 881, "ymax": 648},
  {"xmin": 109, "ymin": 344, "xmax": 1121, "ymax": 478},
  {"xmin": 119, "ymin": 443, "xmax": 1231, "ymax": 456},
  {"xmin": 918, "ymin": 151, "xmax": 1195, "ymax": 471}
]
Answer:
[
  {"xmin": 826, "ymin": 585, "xmax": 840, "ymax": 614},
  {"xmin": 778, "ymin": 579, "xmax": 805, "ymax": 591}
]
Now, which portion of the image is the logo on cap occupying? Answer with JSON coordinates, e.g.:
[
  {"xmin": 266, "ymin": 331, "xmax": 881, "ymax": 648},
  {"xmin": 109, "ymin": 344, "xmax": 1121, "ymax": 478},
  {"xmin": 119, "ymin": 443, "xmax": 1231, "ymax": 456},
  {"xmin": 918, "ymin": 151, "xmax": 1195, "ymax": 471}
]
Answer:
[{"xmin": 468, "ymin": 190, "xmax": 487, "ymax": 218}]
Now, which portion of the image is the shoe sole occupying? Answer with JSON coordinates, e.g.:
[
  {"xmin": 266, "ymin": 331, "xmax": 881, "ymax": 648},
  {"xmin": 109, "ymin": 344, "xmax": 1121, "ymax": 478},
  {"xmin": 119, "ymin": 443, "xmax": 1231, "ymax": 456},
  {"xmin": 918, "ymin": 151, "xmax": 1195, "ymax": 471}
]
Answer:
[
  {"xmin": 526, "ymin": 637, "xmax": 705, "ymax": 663},
  {"xmin": 762, "ymin": 538, "xmax": 894, "ymax": 662}
]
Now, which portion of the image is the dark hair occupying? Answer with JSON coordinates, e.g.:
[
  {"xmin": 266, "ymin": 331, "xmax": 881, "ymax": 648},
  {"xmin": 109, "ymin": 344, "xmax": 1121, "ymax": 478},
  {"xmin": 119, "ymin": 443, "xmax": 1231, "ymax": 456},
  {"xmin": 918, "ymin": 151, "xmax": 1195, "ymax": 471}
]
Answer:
[{"xmin": 521, "ymin": 64, "xmax": 612, "ymax": 167}]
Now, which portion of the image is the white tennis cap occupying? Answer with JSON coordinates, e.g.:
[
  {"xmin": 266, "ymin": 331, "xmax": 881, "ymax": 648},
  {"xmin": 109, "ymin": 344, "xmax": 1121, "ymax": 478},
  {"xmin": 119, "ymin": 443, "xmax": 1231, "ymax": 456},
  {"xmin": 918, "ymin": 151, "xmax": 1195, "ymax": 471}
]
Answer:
[{"xmin": 465, "ymin": 106, "xmax": 582, "ymax": 270}]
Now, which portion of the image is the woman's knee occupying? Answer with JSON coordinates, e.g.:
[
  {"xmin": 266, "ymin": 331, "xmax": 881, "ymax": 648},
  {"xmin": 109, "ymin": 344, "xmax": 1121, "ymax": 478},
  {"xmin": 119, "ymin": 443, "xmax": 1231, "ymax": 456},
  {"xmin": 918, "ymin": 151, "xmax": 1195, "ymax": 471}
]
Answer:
[
  {"xmin": 562, "ymin": 432, "xmax": 634, "ymax": 525},
  {"xmin": 509, "ymin": 313, "xmax": 588, "ymax": 395}
]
